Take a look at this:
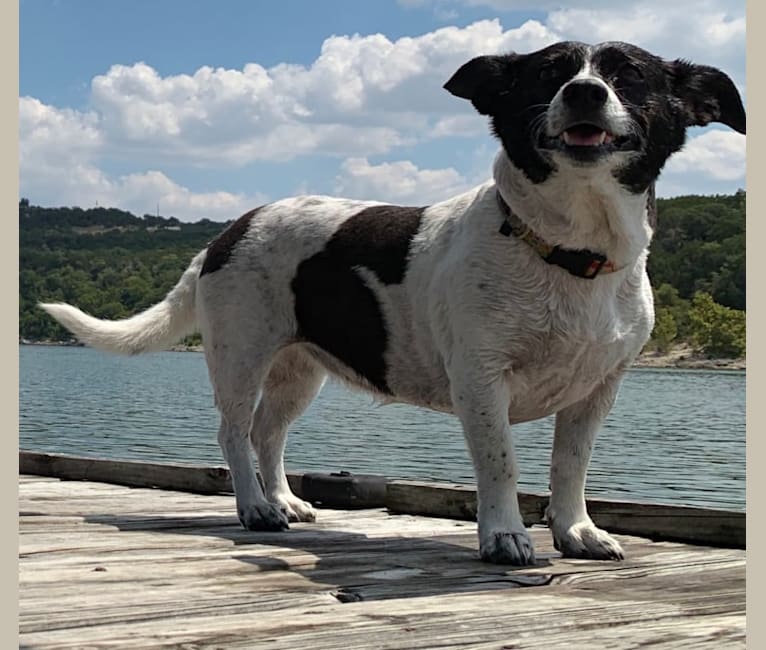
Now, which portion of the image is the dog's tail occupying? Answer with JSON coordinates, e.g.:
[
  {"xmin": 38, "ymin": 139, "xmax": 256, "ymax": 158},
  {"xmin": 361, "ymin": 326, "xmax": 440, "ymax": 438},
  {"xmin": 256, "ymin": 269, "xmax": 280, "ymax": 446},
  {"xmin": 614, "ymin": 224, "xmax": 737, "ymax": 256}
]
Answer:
[{"xmin": 39, "ymin": 250, "xmax": 207, "ymax": 355}]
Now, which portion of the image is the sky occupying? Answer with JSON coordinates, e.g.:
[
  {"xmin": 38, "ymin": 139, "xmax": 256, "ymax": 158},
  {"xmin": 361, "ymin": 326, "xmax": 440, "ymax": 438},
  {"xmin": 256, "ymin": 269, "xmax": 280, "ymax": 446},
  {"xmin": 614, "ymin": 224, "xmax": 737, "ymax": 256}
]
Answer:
[{"xmin": 19, "ymin": 0, "xmax": 746, "ymax": 222}]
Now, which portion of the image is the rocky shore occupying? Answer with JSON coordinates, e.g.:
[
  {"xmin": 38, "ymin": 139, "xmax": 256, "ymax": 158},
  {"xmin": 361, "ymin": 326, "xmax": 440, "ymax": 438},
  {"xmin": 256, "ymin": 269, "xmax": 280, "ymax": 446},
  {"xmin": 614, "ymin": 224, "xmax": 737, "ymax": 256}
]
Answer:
[
  {"xmin": 165, "ymin": 341, "xmax": 745, "ymax": 371},
  {"xmin": 633, "ymin": 344, "xmax": 745, "ymax": 370},
  {"xmin": 22, "ymin": 340, "xmax": 745, "ymax": 371}
]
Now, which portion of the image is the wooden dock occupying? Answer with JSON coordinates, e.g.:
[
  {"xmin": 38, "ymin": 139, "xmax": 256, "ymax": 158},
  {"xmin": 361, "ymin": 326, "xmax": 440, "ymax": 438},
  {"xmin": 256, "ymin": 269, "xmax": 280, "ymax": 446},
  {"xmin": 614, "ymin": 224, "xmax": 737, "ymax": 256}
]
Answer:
[{"xmin": 19, "ymin": 456, "xmax": 746, "ymax": 649}]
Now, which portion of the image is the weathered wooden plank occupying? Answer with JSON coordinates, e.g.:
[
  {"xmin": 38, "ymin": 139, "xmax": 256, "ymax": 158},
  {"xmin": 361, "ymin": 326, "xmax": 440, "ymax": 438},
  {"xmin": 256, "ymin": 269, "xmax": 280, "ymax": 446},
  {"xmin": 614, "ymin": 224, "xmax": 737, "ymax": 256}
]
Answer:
[
  {"xmin": 386, "ymin": 480, "xmax": 746, "ymax": 549},
  {"xmin": 19, "ymin": 450, "xmax": 387, "ymax": 507},
  {"xmin": 586, "ymin": 498, "xmax": 745, "ymax": 548},
  {"xmin": 19, "ymin": 606, "xmax": 745, "ymax": 650},
  {"xmin": 19, "ymin": 591, "xmax": 745, "ymax": 650},
  {"xmin": 19, "ymin": 476, "xmax": 745, "ymax": 649},
  {"xmin": 20, "ymin": 449, "xmax": 235, "ymax": 494},
  {"xmin": 385, "ymin": 479, "xmax": 550, "ymax": 525},
  {"xmin": 20, "ymin": 451, "xmax": 745, "ymax": 549}
]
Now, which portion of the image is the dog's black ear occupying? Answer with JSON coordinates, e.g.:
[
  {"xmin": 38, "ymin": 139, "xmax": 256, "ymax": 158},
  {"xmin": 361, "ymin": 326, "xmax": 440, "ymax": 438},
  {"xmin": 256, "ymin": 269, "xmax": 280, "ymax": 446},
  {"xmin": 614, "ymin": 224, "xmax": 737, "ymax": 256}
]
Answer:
[
  {"xmin": 669, "ymin": 60, "xmax": 746, "ymax": 134},
  {"xmin": 444, "ymin": 54, "xmax": 519, "ymax": 115}
]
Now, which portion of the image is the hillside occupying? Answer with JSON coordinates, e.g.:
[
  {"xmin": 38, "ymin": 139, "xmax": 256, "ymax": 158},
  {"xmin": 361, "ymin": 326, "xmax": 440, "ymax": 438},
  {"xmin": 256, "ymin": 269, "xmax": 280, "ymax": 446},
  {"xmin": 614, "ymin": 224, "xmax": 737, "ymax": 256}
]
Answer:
[
  {"xmin": 647, "ymin": 191, "xmax": 745, "ymax": 311},
  {"xmin": 19, "ymin": 193, "xmax": 746, "ymax": 357},
  {"xmin": 19, "ymin": 199, "xmax": 222, "ymax": 341}
]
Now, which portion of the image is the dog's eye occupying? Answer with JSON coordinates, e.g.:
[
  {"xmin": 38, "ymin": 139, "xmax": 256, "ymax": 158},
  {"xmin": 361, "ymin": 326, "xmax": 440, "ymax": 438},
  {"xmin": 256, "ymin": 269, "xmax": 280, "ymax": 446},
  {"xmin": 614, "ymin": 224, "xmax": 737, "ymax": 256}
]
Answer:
[
  {"xmin": 617, "ymin": 64, "xmax": 644, "ymax": 85},
  {"xmin": 538, "ymin": 65, "xmax": 561, "ymax": 81}
]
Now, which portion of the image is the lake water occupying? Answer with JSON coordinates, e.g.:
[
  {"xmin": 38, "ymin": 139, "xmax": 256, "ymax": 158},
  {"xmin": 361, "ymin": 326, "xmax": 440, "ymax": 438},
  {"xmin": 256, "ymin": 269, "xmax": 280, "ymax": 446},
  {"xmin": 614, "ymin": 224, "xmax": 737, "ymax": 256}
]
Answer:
[{"xmin": 19, "ymin": 345, "xmax": 745, "ymax": 511}]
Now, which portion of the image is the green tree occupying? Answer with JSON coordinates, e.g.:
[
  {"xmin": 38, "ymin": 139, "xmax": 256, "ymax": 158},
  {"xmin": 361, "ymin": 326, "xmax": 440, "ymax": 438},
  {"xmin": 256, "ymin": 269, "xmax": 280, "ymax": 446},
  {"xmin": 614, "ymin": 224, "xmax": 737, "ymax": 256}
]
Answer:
[
  {"xmin": 653, "ymin": 283, "xmax": 692, "ymax": 340},
  {"xmin": 651, "ymin": 307, "xmax": 677, "ymax": 353},
  {"xmin": 648, "ymin": 193, "xmax": 745, "ymax": 310},
  {"xmin": 688, "ymin": 291, "xmax": 746, "ymax": 358},
  {"xmin": 19, "ymin": 195, "xmax": 747, "ymax": 357}
]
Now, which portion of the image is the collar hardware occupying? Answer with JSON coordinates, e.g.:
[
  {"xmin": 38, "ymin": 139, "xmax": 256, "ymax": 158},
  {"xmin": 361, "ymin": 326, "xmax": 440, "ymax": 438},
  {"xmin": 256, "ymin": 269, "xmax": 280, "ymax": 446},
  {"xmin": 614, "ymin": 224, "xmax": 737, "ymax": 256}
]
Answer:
[{"xmin": 495, "ymin": 190, "xmax": 620, "ymax": 280}]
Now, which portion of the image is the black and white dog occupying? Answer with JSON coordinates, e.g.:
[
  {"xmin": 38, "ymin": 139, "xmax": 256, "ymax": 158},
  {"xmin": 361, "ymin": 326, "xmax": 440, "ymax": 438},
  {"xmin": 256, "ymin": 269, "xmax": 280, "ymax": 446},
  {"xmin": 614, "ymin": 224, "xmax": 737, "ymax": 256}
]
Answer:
[{"xmin": 42, "ymin": 41, "xmax": 745, "ymax": 565}]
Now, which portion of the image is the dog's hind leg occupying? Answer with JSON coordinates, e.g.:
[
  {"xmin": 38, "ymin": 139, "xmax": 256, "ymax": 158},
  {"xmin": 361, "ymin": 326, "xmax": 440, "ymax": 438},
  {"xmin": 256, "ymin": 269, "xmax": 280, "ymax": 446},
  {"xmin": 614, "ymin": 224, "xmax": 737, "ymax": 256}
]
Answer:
[
  {"xmin": 546, "ymin": 371, "xmax": 625, "ymax": 560},
  {"xmin": 249, "ymin": 346, "xmax": 326, "ymax": 523},
  {"xmin": 207, "ymin": 345, "xmax": 291, "ymax": 531}
]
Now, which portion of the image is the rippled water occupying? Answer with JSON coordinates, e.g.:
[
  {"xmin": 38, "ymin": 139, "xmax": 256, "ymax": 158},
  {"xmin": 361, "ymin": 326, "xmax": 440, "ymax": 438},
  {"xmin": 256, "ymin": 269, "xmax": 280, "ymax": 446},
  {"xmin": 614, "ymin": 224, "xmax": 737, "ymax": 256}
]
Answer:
[{"xmin": 19, "ymin": 345, "xmax": 745, "ymax": 510}]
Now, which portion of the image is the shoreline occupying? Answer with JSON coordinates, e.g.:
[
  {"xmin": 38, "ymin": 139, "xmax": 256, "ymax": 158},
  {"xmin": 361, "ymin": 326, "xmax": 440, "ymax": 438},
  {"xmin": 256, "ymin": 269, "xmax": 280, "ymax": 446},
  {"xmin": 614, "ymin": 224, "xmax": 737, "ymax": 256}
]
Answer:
[
  {"xmin": 632, "ymin": 343, "xmax": 745, "ymax": 371},
  {"xmin": 20, "ymin": 340, "xmax": 746, "ymax": 371}
]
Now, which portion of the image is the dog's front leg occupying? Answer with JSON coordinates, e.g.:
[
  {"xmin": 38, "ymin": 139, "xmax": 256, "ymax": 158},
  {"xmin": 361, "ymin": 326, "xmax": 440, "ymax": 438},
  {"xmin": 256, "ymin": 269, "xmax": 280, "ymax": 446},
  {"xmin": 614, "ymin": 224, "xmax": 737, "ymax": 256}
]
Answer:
[
  {"xmin": 547, "ymin": 373, "xmax": 625, "ymax": 560},
  {"xmin": 451, "ymin": 370, "xmax": 535, "ymax": 565}
]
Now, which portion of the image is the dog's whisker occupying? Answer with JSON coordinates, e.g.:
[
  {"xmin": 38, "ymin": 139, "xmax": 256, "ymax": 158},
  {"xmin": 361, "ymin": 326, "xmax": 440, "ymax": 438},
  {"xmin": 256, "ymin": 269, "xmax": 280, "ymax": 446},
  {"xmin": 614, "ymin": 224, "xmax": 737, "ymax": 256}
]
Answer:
[{"xmin": 520, "ymin": 103, "xmax": 552, "ymax": 112}]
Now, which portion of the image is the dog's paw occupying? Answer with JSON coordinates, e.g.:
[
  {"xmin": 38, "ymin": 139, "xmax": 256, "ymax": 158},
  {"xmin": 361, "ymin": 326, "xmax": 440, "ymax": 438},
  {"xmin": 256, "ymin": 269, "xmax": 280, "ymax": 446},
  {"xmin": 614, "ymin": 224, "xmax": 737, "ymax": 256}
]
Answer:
[
  {"xmin": 552, "ymin": 521, "xmax": 624, "ymax": 560},
  {"xmin": 273, "ymin": 493, "xmax": 317, "ymax": 523},
  {"xmin": 238, "ymin": 502, "xmax": 290, "ymax": 532},
  {"xmin": 479, "ymin": 529, "xmax": 536, "ymax": 565}
]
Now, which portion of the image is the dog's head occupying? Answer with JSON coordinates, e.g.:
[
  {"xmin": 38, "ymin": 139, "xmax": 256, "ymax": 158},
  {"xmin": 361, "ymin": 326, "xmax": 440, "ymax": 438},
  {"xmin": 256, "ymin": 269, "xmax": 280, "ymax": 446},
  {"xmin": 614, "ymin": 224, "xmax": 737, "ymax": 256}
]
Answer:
[{"xmin": 445, "ymin": 41, "xmax": 745, "ymax": 193}]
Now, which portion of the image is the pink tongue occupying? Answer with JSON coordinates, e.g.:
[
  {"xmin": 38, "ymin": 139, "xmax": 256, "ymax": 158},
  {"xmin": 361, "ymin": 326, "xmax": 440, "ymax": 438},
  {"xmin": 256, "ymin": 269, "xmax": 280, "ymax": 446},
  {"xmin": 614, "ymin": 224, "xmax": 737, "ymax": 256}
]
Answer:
[{"xmin": 565, "ymin": 129, "xmax": 604, "ymax": 146}]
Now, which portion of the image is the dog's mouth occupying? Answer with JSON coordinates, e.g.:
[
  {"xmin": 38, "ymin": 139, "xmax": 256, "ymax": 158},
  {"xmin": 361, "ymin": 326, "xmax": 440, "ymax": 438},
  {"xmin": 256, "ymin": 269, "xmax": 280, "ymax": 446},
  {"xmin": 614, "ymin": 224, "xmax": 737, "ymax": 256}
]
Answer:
[
  {"xmin": 561, "ymin": 123, "xmax": 614, "ymax": 147},
  {"xmin": 538, "ymin": 122, "xmax": 639, "ymax": 159}
]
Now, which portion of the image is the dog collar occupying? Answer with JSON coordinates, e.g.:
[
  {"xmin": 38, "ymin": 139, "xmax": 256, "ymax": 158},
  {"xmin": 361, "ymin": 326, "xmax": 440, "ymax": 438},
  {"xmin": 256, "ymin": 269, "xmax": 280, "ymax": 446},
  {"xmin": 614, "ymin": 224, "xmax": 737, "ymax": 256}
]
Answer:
[{"xmin": 495, "ymin": 190, "xmax": 620, "ymax": 279}]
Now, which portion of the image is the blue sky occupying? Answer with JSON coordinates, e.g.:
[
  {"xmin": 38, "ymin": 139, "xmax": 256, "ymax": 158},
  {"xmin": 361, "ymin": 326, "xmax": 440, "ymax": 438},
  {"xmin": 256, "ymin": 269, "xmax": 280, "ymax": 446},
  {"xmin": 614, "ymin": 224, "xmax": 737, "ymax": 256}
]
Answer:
[{"xmin": 20, "ymin": 0, "xmax": 746, "ymax": 221}]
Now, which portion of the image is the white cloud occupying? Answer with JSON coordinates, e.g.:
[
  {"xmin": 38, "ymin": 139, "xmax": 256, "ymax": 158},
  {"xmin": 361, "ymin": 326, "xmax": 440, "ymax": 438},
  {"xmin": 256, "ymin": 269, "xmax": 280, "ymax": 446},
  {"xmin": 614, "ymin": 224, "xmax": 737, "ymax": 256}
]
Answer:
[
  {"xmin": 545, "ymin": 5, "xmax": 744, "ymax": 79},
  {"xmin": 19, "ymin": 97, "xmax": 266, "ymax": 220},
  {"xmin": 112, "ymin": 172, "xmax": 268, "ymax": 221},
  {"xmin": 21, "ymin": 18, "xmax": 559, "ymax": 215},
  {"xmin": 36, "ymin": 19, "xmax": 562, "ymax": 170},
  {"xmin": 62, "ymin": 8, "xmax": 746, "ymax": 167},
  {"xmin": 19, "ymin": 97, "xmax": 102, "ymax": 166},
  {"xmin": 401, "ymin": 1, "xmax": 745, "ymax": 85},
  {"xmin": 335, "ymin": 157, "xmax": 470, "ymax": 203},
  {"xmin": 664, "ymin": 129, "xmax": 746, "ymax": 181},
  {"xmin": 429, "ymin": 114, "xmax": 487, "ymax": 138},
  {"xmin": 23, "ymin": 161, "xmax": 266, "ymax": 222},
  {"xmin": 20, "ymin": 7, "xmax": 746, "ymax": 212}
]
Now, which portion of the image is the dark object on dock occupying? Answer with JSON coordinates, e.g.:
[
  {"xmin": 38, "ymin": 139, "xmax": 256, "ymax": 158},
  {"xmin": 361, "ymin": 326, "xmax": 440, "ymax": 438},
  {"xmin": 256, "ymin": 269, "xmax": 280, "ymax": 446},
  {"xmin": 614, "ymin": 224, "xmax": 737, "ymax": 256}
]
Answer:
[
  {"xmin": 19, "ymin": 450, "xmax": 745, "ymax": 549},
  {"xmin": 301, "ymin": 471, "xmax": 387, "ymax": 508}
]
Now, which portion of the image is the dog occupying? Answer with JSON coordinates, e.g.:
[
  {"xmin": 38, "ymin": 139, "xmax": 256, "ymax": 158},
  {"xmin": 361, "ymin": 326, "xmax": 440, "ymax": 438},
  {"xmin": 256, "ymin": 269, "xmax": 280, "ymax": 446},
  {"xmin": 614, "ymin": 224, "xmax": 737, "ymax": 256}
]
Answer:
[{"xmin": 41, "ymin": 41, "xmax": 745, "ymax": 565}]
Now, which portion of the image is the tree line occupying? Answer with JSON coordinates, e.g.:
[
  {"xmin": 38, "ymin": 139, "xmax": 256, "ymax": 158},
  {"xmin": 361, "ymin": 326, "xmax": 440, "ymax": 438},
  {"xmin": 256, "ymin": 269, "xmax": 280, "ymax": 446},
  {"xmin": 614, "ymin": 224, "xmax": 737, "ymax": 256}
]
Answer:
[{"xmin": 19, "ymin": 191, "xmax": 746, "ymax": 358}]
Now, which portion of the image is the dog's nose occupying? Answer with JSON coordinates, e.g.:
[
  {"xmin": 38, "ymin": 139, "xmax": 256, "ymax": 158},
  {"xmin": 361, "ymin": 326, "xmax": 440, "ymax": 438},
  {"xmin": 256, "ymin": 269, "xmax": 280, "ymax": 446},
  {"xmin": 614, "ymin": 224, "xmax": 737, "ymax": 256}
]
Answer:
[{"xmin": 562, "ymin": 80, "xmax": 608, "ymax": 111}]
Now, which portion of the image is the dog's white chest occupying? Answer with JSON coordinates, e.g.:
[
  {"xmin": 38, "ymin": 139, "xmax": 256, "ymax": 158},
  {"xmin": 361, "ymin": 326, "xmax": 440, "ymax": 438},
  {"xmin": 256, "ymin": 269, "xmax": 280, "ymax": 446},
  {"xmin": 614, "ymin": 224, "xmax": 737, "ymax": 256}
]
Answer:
[
  {"xmin": 506, "ymin": 340, "xmax": 621, "ymax": 422},
  {"xmin": 504, "ymin": 290, "xmax": 650, "ymax": 422}
]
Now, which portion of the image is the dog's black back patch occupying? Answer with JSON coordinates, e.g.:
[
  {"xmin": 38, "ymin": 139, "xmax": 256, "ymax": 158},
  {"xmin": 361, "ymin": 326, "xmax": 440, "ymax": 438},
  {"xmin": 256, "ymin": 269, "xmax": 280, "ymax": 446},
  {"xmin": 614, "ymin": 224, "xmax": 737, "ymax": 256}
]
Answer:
[
  {"xmin": 292, "ymin": 205, "xmax": 424, "ymax": 393},
  {"xmin": 200, "ymin": 207, "xmax": 261, "ymax": 277}
]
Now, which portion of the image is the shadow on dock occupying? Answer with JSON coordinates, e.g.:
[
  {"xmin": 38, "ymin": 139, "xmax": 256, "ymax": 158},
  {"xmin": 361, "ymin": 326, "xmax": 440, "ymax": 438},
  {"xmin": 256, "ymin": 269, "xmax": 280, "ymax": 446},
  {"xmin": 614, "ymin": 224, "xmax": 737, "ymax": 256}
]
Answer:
[{"xmin": 83, "ymin": 511, "xmax": 555, "ymax": 602}]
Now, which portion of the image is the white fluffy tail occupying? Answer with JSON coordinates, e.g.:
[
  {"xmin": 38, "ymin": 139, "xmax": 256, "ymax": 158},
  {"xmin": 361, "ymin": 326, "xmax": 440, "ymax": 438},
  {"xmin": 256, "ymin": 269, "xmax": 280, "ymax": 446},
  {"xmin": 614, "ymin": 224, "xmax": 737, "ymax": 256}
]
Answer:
[{"xmin": 40, "ymin": 250, "xmax": 207, "ymax": 355}]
